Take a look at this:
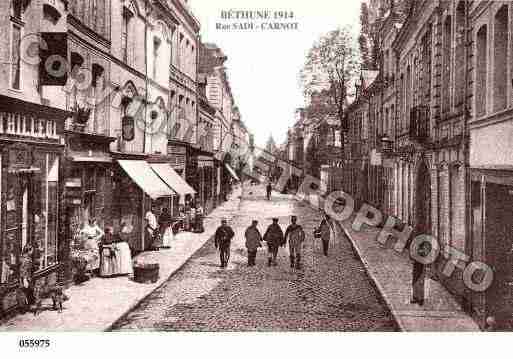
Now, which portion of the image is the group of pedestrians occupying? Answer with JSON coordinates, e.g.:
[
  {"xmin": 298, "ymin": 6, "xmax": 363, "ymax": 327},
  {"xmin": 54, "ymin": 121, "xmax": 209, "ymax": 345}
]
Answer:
[{"xmin": 214, "ymin": 213, "xmax": 335, "ymax": 269}]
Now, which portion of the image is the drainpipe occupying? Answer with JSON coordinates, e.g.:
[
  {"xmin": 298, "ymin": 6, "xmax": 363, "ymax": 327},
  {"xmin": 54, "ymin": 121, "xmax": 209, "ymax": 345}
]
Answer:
[
  {"xmin": 143, "ymin": 0, "xmax": 149, "ymax": 154},
  {"xmin": 462, "ymin": 0, "xmax": 472, "ymax": 313}
]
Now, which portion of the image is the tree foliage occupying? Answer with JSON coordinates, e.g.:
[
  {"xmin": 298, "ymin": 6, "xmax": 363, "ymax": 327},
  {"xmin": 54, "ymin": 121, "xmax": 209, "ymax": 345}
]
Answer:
[{"xmin": 299, "ymin": 26, "xmax": 359, "ymax": 128}]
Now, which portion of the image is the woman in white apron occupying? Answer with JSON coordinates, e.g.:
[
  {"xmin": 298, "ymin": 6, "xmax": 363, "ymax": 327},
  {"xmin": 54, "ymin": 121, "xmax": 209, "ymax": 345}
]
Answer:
[{"xmin": 158, "ymin": 207, "xmax": 174, "ymax": 248}]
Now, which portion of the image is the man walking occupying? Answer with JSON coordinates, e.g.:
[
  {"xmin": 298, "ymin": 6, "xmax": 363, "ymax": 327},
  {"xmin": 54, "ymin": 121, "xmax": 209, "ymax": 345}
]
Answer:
[
  {"xmin": 266, "ymin": 182, "xmax": 272, "ymax": 200},
  {"xmin": 263, "ymin": 218, "xmax": 284, "ymax": 266},
  {"xmin": 244, "ymin": 220, "xmax": 262, "ymax": 266},
  {"xmin": 284, "ymin": 216, "xmax": 306, "ymax": 269},
  {"xmin": 318, "ymin": 213, "xmax": 335, "ymax": 256},
  {"xmin": 214, "ymin": 219, "xmax": 235, "ymax": 268}
]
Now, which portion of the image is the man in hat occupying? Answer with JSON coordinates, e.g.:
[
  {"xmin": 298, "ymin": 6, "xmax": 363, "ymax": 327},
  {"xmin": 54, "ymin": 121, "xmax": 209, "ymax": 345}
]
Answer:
[
  {"xmin": 244, "ymin": 220, "xmax": 262, "ymax": 266},
  {"xmin": 263, "ymin": 218, "xmax": 284, "ymax": 266},
  {"xmin": 214, "ymin": 219, "xmax": 235, "ymax": 268},
  {"xmin": 284, "ymin": 216, "xmax": 306, "ymax": 269}
]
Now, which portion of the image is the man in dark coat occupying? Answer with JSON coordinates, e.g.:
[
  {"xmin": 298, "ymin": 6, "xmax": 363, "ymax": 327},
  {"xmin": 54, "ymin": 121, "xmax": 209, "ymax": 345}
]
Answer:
[
  {"xmin": 263, "ymin": 218, "xmax": 284, "ymax": 266},
  {"xmin": 284, "ymin": 216, "xmax": 306, "ymax": 269},
  {"xmin": 214, "ymin": 219, "xmax": 235, "ymax": 268},
  {"xmin": 266, "ymin": 183, "xmax": 272, "ymax": 200}
]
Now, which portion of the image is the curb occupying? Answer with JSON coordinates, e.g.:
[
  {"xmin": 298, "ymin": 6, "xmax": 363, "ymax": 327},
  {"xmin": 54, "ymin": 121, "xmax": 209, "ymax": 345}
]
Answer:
[
  {"xmin": 337, "ymin": 221, "xmax": 407, "ymax": 332},
  {"xmin": 104, "ymin": 195, "xmax": 242, "ymax": 332}
]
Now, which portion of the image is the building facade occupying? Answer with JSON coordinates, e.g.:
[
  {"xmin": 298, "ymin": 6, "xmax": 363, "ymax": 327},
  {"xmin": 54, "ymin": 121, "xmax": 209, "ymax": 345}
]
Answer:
[{"xmin": 0, "ymin": 0, "xmax": 249, "ymax": 318}]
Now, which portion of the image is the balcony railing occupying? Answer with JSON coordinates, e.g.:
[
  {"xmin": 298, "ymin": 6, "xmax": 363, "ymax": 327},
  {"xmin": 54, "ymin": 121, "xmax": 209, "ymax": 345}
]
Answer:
[{"xmin": 409, "ymin": 105, "xmax": 430, "ymax": 142}]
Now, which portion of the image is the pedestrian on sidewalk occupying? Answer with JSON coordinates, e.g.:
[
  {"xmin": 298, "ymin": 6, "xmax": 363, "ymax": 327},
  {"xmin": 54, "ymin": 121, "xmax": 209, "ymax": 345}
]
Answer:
[
  {"xmin": 284, "ymin": 216, "xmax": 306, "ymax": 269},
  {"xmin": 263, "ymin": 218, "xmax": 284, "ymax": 266},
  {"xmin": 244, "ymin": 220, "xmax": 262, "ymax": 266},
  {"xmin": 158, "ymin": 207, "xmax": 173, "ymax": 248},
  {"xmin": 410, "ymin": 238, "xmax": 430, "ymax": 306},
  {"xmin": 317, "ymin": 213, "xmax": 335, "ymax": 256},
  {"xmin": 214, "ymin": 219, "xmax": 235, "ymax": 268},
  {"xmin": 266, "ymin": 182, "xmax": 272, "ymax": 200},
  {"xmin": 145, "ymin": 204, "xmax": 159, "ymax": 250}
]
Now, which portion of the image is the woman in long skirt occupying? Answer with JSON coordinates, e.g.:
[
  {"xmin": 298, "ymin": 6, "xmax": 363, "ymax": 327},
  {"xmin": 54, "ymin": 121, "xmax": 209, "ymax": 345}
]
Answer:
[{"xmin": 158, "ymin": 207, "xmax": 173, "ymax": 248}]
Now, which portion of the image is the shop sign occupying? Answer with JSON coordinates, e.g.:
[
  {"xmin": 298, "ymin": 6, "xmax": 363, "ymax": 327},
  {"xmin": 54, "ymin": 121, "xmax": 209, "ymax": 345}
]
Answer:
[{"xmin": 7, "ymin": 143, "xmax": 34, "ymax": 171}]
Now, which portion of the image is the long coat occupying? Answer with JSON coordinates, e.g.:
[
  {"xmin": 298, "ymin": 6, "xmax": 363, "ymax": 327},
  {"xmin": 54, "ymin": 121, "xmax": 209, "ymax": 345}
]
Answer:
[
  {"xmin": 263, "ymin": 223, "xmax": 284, "ymax": 248},
  {"xmin": 319, "ymin": 219, "xmax": 333, "ymax": 242},
  {"xmin": 245, "ymin": 226, "xmax": 263, "ymax": 251}
]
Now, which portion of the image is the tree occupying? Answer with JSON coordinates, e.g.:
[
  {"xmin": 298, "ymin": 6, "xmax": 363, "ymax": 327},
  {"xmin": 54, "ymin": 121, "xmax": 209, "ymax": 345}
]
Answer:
[{"xmin": 299, "ymin": 26, "xmax": 359, "ymax": 160}]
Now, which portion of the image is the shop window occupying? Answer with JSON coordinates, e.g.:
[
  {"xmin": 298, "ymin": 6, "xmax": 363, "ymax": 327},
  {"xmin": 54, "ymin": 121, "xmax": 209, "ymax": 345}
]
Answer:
[
  {"xmin": 493, "ymin": 5, "xmax": 508, "ymax": 112},
  {"xmin": 34, "ymin": 153, "xmax": 59, "ymax": 270},
  {"xmin": 476, "ymin": 25, "xmax": 488, "ymax": 118}
]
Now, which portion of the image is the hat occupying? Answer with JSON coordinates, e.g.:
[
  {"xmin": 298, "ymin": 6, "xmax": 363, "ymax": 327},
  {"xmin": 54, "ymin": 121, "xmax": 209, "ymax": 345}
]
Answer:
[{"xmin": 272, "ymin": 218, "xmax": 279, "ymax": 222}]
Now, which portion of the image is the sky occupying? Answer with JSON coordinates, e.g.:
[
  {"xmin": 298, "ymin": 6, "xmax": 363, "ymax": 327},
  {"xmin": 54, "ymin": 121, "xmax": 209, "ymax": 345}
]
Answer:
[{"xmin": 189, "ymin": 0, "xmax": 361, "ymax": 147}]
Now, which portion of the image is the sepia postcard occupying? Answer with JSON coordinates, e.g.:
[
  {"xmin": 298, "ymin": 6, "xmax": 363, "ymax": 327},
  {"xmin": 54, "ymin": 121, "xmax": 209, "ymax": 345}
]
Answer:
[{"xmin": 0, "ymin": 0, "xmax": 511, "ymax": 356}]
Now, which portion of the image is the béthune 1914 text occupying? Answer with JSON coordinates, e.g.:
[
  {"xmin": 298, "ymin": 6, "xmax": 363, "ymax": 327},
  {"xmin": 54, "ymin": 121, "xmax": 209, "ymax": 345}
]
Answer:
[{"xmin": 216, "ymin": 22, "xmax": 299, "ymax": 31}]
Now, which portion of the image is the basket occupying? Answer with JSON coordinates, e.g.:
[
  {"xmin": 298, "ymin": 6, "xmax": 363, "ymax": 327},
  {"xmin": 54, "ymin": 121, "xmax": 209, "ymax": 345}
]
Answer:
[{"xmin": 133, "ymin": 263, "xmax": 159, "ymax": 284}]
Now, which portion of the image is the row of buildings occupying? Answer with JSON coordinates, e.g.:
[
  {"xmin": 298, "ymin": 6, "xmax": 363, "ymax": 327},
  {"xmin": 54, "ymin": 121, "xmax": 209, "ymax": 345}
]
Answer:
[
  {"xmin": 283, "ymin": 0, "xmax": 513, "ymax": 330},
  {"xmin": 0, "ymin": 0, "xmax": 251, "ymax": 316}
]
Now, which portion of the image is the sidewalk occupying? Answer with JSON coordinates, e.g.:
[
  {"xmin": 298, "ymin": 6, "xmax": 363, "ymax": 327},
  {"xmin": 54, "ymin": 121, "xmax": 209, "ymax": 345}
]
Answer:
[
  {"xmin": 337, "ymin": 217, "xmax": 480, "ymax": 331},
  {"xmin": 0, "ymin": 188, "xmax": 242, "ymax": 332}
]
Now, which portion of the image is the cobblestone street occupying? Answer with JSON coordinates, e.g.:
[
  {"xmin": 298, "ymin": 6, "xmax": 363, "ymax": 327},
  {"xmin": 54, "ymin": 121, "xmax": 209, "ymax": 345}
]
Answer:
[{"xmin": 111, "ymin": 186, "xmax": 398, "ymax": 331}]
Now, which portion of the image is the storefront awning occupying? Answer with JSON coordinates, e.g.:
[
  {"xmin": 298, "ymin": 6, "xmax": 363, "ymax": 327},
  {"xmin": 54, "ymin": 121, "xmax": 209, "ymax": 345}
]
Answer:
[
  {"xmin": 117, "ymin": 160, "xmax": 176, "ymax": 200},
  {"xmin": 72, "ymin": 156, "xmax": 112, "ymax": 163},
  {"xmin": 225, "ymin": 164, "xmax": 240, "ymax": 182},
  {"xmin": 150, "ymin": 163, "xmax": 196, "ymax": 197}
]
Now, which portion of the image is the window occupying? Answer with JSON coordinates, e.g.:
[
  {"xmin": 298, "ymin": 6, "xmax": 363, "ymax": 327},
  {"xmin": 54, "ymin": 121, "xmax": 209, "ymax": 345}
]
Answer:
[
  {"xmin": 91, "ymin": 64, "xmax": 105, "ymax": 133},
  {"xmin": 476, "ymin": 25, "xmax": 487, "ymax": 118},
  {"xmin": 493, "ymin": 5, "xmax": 508, "ymax": 112},
  {"xmin": 454, "ymin": 2, "xmax": 467, "ymax": 108},
  {"xmin": 10, "ymin": 24, "xmax": 21, "ymax": 90},
  {"xmin": 69, "ymin": 52, "xmax": 84, "ymax": 109},
  {"xmin": 442, "ymin": 16, "xmax": 452, "ymax": 114},
  {"xmin": 178, "ymin": 33, "xmax": 184, "ymax": 69},
  {"xmin": 121, "ymin": 8, "xmax": 132, "ymax": 63},
  {"xmin": 406, "ymin": 65, "xmax": 411, "ymax": 130},
  {"xmin": 153, "ymin": 37, "xmax": 161, "ymax": 79}
]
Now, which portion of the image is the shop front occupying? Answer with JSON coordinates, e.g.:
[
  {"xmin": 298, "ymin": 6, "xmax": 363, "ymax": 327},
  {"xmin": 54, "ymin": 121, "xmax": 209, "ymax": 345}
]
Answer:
[
  {"xmin": 150, "ymin": 163, "xmax": 196, "ymax": 232},
  {"xmin": 63, "ymin": 132, "xmax": 116, "ymax": 275},
  {"xmin": 0, "ymin": 96, "xmax": 69, "ymax": 316},
  {"xmin": 112, "ymin": 159, "xmax": 175, "ymax": 253}
]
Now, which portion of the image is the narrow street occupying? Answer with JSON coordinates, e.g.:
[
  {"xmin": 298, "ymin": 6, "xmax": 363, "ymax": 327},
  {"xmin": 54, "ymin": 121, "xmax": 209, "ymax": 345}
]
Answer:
[{"xmin": 111, "ymin": 186, "xmax": 398, "ymax": 331}]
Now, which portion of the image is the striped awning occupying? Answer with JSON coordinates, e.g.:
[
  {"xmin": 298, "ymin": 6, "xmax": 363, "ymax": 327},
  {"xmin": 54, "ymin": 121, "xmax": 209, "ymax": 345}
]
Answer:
[{"xmin": 117, "ymin": 160, "xmax": 175, "ymax": 200}]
